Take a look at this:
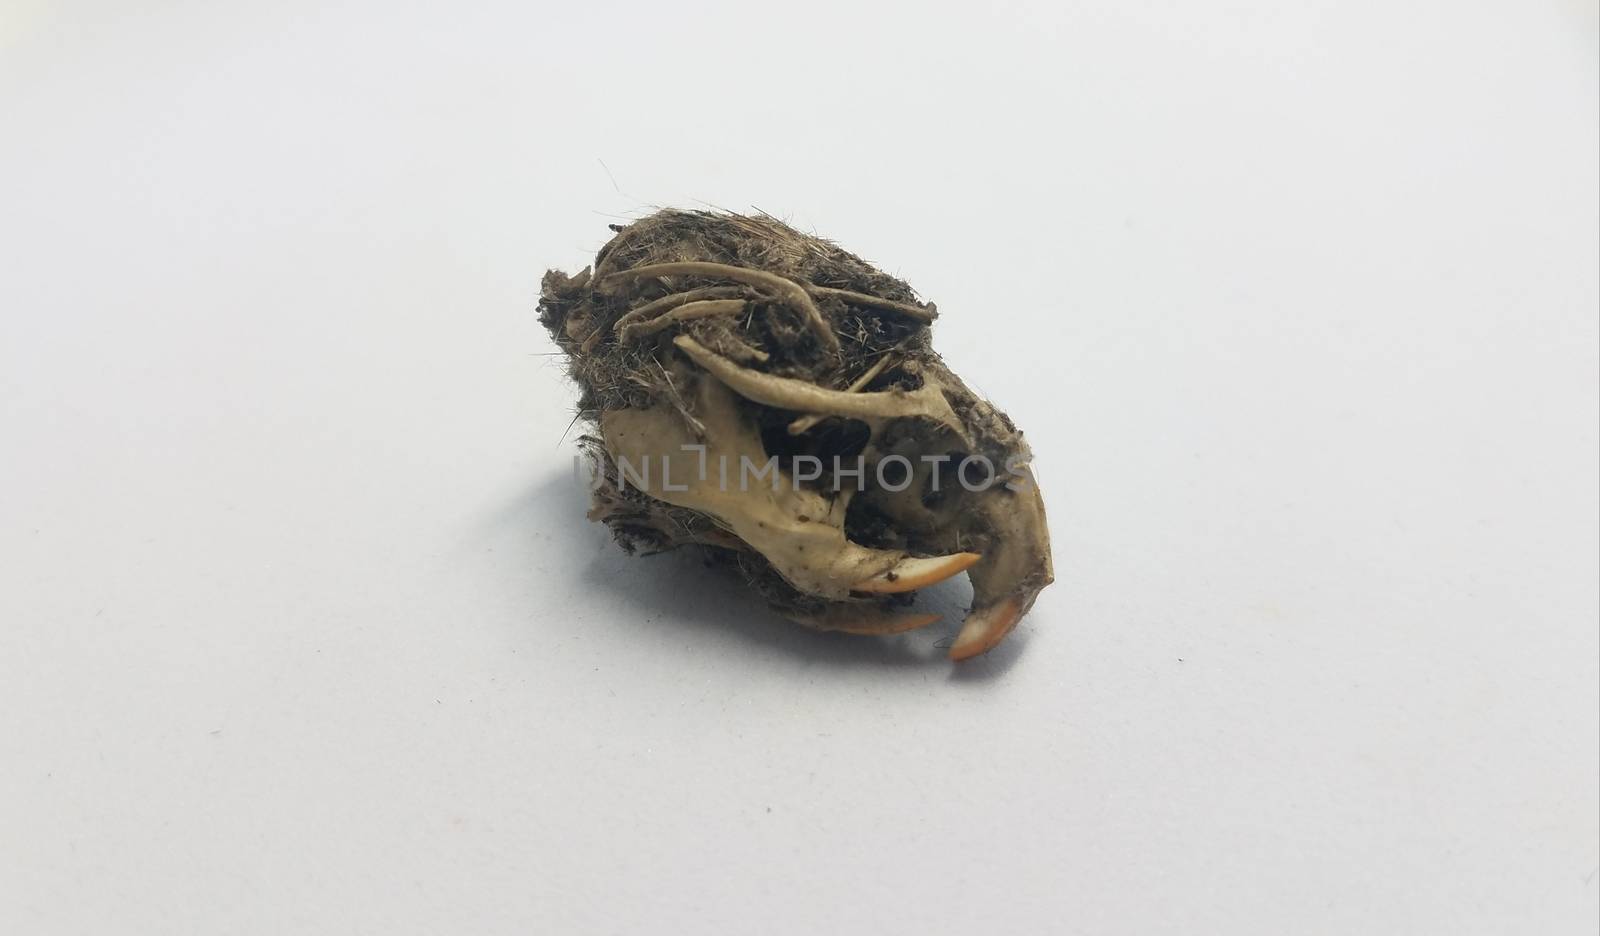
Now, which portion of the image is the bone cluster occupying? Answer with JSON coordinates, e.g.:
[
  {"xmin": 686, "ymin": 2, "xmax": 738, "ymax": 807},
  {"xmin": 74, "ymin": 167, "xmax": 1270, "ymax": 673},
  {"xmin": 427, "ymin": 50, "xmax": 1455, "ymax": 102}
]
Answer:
[{"xmin": 539, "ymin": 211, "xmax": 1053, "ymax": 660}]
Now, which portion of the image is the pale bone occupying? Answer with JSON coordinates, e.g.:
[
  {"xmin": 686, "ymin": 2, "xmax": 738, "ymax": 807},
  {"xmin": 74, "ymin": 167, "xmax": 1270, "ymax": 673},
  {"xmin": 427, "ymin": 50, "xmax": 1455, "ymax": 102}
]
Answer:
[
  {"xmin": 673, "ymin": 336, "xmax": 967, "ymax": 443},
  {"xmin": 607, "ymin": 285, "xmax": 746, "ymax": 339},
  {"xmin": 605, "ymin": 262, "xmax": 840, "ymax": 353},
  {"xmin": 600, "ymin": 366, "xmax": 970, "ymax": 603},
  {"xmin": 810, "ymin": 286, "xmax": 935, "ymax": 323},
  {"xmin": 618, "ymin": 299, "xmax": 747, "ymax": 342},
  {"xmin": 787, "ymin": 354, "xmax": 896, "ymax": 436}
]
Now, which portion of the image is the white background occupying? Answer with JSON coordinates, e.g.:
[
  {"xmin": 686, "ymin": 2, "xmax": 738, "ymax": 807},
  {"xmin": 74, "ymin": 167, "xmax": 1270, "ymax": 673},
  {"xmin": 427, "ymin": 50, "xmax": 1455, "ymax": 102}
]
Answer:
[{"xmin": 2, "ymin": 2, "xmax": 1596, "ymax": 933}]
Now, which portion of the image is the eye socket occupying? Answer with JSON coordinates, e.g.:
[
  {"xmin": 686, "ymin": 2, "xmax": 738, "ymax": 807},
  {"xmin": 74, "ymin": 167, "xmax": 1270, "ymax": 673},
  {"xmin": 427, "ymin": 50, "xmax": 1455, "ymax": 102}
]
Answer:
[
  {"xmin": 877, "ymin": 456, "xmax": 912, "ymax": 489},
  {"xmin": 757, "ymin": 412, "xmax": 871, "ymax": 493},
  {"xmin": 759, "ymin": 414, "xmax": 869, "ymax": 466},
  {"xmin": 843, "ymin": 494, "xmax": 901, "ymax": 550},
  {"xmin": 922, "ymin": 452, "xmax": 968, "ymax": 508}
]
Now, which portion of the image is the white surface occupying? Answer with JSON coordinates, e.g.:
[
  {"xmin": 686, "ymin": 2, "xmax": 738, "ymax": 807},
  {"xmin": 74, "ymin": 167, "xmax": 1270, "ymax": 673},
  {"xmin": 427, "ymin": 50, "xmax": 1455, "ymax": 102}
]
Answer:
[{"xmin": 2, "ymin": 2, "xmax": 1596, "ymax": 933}]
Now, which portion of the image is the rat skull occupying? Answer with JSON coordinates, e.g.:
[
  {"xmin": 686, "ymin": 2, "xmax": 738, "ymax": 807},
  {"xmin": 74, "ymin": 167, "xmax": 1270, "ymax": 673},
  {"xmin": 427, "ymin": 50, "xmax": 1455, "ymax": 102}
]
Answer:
[{"xmin": 539, "ymin": 210, "xmax": 1053, "ymax": 659}]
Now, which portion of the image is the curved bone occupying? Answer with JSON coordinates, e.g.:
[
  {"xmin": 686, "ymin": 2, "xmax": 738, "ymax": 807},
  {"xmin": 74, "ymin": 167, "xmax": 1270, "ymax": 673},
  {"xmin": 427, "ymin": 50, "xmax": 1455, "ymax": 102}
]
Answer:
[
  {"xmin": 787, "ymin": 354, "xmax": 896, "ymax": 436},
  {"xmin": 674, "ymin": 336, "xmax": 965, "ymax": 439},
  {"xmin": 619, "ymin": 299, "xmax": 747, "ymax": 342},
  {"xmin": 607, "ymin": 285, "xmax": 746, "ymax": 339},
  {"xmin": 810, "ymin": 286, "xmax": 936, "ymax": 323},
  {"xmin": 606, "ymin": 261, "xmax": 840, "ymax": 353}
]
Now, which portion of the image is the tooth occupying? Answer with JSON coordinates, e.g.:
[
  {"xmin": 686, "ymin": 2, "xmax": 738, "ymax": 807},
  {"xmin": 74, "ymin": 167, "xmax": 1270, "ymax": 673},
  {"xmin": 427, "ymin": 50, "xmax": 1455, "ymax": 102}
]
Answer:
[
  {"xmin": 851, "ymin": 552, "xmax": 981, "ymax": 594},
  {"xmin": 792, "ymin": 607, "xmax": 942, "ymax": 636},
  {"xmin": 948, "ymin": 599, "xmax": 1023, "ymax": 660}
]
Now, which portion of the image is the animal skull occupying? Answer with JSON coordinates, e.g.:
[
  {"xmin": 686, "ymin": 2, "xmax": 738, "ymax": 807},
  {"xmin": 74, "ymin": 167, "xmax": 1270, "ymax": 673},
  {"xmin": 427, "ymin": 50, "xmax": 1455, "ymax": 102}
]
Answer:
[{"xmin": 539, "ymin": 211, "xmax": 1053, "ymax": 659}]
